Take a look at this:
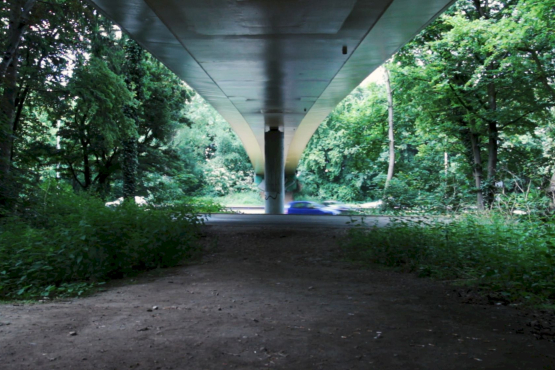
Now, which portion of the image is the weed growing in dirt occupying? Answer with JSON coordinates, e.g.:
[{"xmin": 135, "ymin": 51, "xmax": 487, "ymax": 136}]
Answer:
[
  {"xmin": 0, "ymin": 186, "xmax": 205, "ymax": 299},
  {"xmin": 344, "ymin": 214, "xmax": 555, "ymax": 305}
]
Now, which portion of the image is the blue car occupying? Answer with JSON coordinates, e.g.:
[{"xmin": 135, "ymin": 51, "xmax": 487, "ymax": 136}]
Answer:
[{"xmin": 286, "ymin": 201, "xmax": 340, "ymax": 215}]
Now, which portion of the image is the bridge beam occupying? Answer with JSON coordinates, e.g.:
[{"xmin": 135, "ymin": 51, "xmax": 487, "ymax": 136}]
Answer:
[{"xmin": 264, "ymin": 128, "xmax": 284, "ymax": 214}]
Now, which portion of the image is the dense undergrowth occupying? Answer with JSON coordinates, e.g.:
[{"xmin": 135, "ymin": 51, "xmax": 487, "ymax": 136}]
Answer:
[
  {"xmin": 345, "ymin": 214, "xmax": 555, "ymax": 305},
  {"xmin": 0, "ymin": 186, "xmax": 210, "ymax": 300}
]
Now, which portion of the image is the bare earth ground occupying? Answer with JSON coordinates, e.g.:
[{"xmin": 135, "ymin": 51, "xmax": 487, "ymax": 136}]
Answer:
[{"xmin": 1, "ymin": 225, "xmax": 555, "ymax": 370}]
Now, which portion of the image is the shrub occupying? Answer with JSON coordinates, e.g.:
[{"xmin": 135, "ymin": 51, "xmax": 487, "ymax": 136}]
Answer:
[
  {"xmin": 0, "ymin": 184, "xmax": 204, "ymax": 299},
  {"xmin": 344, "ymin": 214, "xmax": 555, "ymax": 304}
]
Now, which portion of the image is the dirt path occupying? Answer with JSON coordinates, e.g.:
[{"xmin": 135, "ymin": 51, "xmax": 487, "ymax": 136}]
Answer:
[{"xmin": 1, "ymin": 225, "xmax": 554, "ymax": 369}]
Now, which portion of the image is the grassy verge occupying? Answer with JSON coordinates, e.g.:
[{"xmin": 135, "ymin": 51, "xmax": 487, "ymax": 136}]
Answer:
[
  {"xmin": 198, "ymin": 191, "xmax": 264, "ymax": 207},
  {"xmin": 344, "ymin": 214, "xmax": 555, "ymax": 305},
  {"xmin": 0, "ymin": 187, "xmax": 205, "ymax": 300}
]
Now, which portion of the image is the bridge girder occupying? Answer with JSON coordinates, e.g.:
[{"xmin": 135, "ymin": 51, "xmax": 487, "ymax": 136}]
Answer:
[{"xmin": 88, "ymin": 0, "xmax": 454, "ymax": 178}]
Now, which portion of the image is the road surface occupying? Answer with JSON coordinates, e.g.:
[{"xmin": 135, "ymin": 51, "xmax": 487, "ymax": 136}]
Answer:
[{"xmin": 204, "ymin": 213, "xmax": 389, "ymax": 228}]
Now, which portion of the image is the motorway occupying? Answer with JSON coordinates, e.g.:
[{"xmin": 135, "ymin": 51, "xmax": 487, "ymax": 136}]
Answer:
[{"xmin": 203, "ymin": 213, "xmax": 390, "ymax": 228}]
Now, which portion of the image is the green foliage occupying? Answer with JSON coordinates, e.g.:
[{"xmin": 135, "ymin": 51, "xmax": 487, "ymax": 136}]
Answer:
[
  {"xmin": 345, "ymin": 214, "xmax": 555, "ymax": 304},
  {"xmin": 176, "ymin": 94, "xmax": 256, "ymax": 197},
  {"xmin": 298, "ymin": 84, "xmax": 389, "ymax": 202},
  {"xmin": 1, "ymin": 0, "xmax": 197, "ymax": 203},
  {"xmin": 0, "ymin": 181, "xmax": 204, "ymax": 299},
  {"xmin": 297, "ymin": 0, "xmax": 555, "ymax": 213},
  {"xmin": 201, "ymin": 191, "xmax": 263, "ymax": 206},
  {"xmin": 393, "ymin": 0, "xmax": 555, "ymax": 208},
  {"xmin": 493, "ymin": 185, "xmax": 553, "ymax": 217},
  {"xmin": 169, "ymin": 196, "xmax": 227, "ymax": 213}
]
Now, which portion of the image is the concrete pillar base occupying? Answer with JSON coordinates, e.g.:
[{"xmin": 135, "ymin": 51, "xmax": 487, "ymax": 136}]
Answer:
[{"xmin": 264, "ymin": 128, "xmax": 284, "ymax": 214}]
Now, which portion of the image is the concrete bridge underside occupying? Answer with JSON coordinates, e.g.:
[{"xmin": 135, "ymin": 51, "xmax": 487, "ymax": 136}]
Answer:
[{"xmin": 88, "ymin": 0, "xmax": 454, "ymax": 213}]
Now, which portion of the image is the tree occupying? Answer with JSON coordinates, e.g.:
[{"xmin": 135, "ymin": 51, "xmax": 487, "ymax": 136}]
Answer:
[
  {"xmin": 52, "ymin": 56, "xmax": 133, "ymax": 192},
  {"xmin": 176, "ymin": 94, "xmax": 254, "ymax": 197},
  {"xmin": 122, "ymin": 40, "xmax": 145, "ymax": 200},
  {"xmin": 0, "ymin": 0, "xmax": 38, "ymax": 207},
  {"xmin": 0, "ymin": 0, "xmax": 37, "ymax": 79},
  {"xmin": 298, "ymin": 84, "xmax": 391, "ymax": 201},
  {"xmin": 394, "ymin": 0, "xmax": 553, "ymax": 208},
  {"xmin": 132, "ymin": 53, "xmax": 196, "ymax": 200},
  {"xmin": 1, "ymin": 0, "xmax": 95, "ymax": 208},
  {"xmin": 384, "ymin": 66, "xmax": 395, "ymax": 188}
]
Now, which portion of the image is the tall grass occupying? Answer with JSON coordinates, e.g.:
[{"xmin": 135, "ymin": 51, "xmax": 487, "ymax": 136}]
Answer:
[
  {"xmin": 345, "ymin": 214, "xmax": 555, "ymax": 304},
  {"xmin": 0, "ymin": 186, "xmax": 205, "ymax": 299}
]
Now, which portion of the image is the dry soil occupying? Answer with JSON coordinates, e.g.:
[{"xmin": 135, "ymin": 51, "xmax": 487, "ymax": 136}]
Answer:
[{"xmin": 1, "ymin": 224, "xmax": 554, "ymax": 369}]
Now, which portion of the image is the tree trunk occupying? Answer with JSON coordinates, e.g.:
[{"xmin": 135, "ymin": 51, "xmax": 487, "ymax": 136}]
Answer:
[
  {"xmin": 81, "ymin": 140, "xmax": 91, "ymax": 190},
  {"xmin": 0, "ymin": 0, "xmax": 37, "ymax": 79},
  {"xmin": 469, "ymin": 130, "xmax": 484, "ymax": 210},
  {"xmin": 122, "ymin": 138, "xmax": 137, "ymax": 199},
  {"xmin": 96, "ymin": 151, "xmax": 119, "ymax": 197},
  {"xmin": 485, "ymin": 81, "xmax": 498, "ymax": 206},
  {"xmin": 97, "ymin": 168, "xmax": 113, "ymax": 198},
  {"xmin": 122, "ymin": 41, "xmax": 144, "ymax": 200},
  {"xmin": 10, "ymin": 85, "xmax": 30, "ymax": 161},
  {"xmin": 0, "ymin": 47, "xmax": 18, "ymax": 208},
  {"xmin": 384, "ymin": 67, "xmax": 395, "ymax": 188},
  {"xmin": 547, "ymin": 172, "xmax": 555, "ymax": 210},
  {"xmin": 0, "ymin": 0, "xmax": 36, "ymax": 209}
]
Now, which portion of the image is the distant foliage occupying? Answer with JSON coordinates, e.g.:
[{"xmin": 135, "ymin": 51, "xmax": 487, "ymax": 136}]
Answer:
[
  {"xmin": 177, "ymin": 94, "xmax": 256, "ymax": 197},
  {"xmin": 298, "ymin": 85, "xmax": 389, "ymax": 202}
]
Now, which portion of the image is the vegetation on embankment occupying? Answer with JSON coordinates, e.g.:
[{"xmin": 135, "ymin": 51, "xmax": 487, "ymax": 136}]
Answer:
[
  {"xmin": 0, "ymin": 184, "xmax": 209, "ymax": 300},
  {"xmin": 201, "ymin": 191, "xmax": 264, "ymax": 207},
  {"xmin": 345, "ymin": 214, "xmax": 555, "ymax": 306},
  {"xmin": 2, "ymin": 0, "xmax": 555, "ymax": 306}
]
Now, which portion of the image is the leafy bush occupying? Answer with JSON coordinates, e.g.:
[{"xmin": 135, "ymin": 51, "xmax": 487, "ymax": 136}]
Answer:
[
  {"xmin": 0, "ymin": 184, "xmax": 204, "ymax": 299},
  {"xmin": 378, "ymin": 175, "xmax": 473, "ymax": 214},
  {"xmin": 345, "ymin": 214, "xmax": 555, "ymax": 304},
  {"xmin": 493, "ymin": 186, "xmax": 553, "ymax": 217}
]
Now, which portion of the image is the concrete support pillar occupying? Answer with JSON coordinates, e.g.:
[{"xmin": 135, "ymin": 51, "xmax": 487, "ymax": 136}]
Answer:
[{"xmin": 264, "ymin": 128, "xmax": 284, "ymax": 214}]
